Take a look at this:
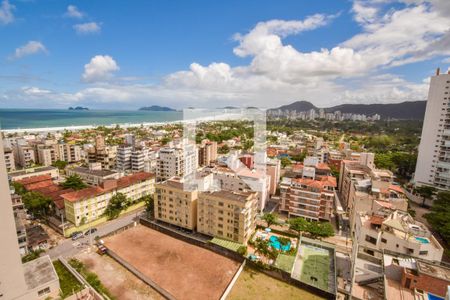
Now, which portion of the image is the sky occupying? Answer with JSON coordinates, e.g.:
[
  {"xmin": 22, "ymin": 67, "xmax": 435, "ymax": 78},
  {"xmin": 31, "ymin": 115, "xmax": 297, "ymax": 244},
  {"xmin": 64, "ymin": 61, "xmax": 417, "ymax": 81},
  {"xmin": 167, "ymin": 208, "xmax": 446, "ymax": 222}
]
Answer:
[{"xmin": 0, "ymin": 0, "xmax": 450, "ymax": 110}]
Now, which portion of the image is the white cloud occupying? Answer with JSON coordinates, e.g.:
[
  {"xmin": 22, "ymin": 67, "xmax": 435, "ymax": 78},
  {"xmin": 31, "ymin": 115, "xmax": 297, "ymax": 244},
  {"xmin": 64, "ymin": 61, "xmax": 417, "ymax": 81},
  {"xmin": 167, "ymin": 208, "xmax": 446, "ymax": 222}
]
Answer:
[
  {"xmin": 73, "ymin": 22, "xmax": 101, "ymax": 34},
  {"xmin": 65, "ymin": 5, "xmax": 83, "ymax": 19},
  {"xmin": 3, "ymin": 0, "xmax": 449, "ymax": 109},
  {"xmin": 0, "ymin": 0, "xmax": 14, "ymax": 25},
  {"xmin": 10, "ymin": 41, "xmax": 47, "ymax": 60},
  {"xmin": 82, "ymin": 55, "xmax": 119, "ymax": 83}
]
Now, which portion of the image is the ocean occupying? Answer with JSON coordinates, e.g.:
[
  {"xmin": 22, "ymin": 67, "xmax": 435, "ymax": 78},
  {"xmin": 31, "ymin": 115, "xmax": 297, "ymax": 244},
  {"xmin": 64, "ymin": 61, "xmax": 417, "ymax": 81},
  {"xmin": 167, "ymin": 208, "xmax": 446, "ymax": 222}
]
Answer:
[{"xmin": 0, "ymin": 109, "xmax": 184, "ymax": 130}]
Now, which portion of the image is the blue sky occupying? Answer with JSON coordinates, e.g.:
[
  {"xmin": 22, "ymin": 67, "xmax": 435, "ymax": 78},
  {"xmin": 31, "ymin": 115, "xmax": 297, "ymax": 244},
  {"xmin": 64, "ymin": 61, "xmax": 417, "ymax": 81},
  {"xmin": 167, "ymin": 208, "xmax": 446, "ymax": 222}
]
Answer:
[{"xmin": 0, "ymin": 0, "xmax": 450, "ymax": 109}]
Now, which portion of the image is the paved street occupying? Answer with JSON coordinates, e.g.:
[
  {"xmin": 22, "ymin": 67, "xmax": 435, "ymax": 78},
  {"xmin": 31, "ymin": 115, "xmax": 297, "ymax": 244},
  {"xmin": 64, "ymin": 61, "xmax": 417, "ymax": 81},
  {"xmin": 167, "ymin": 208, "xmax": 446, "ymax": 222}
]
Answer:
[{"xmin": 47, "ymin": 208, "xmax": 144, "ymax": 259}]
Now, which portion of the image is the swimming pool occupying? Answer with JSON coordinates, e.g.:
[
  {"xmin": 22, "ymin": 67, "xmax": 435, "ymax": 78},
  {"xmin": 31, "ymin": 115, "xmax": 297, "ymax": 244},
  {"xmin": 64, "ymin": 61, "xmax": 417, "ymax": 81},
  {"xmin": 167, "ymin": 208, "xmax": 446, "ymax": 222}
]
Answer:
[
  {"xmin": 415, "ymin": 237, "xmax": 430, "ymax": 244},
  {"xmin": 269, "ymin": 235, "xmax": 291, "ymax": 251},
  {"xmin": 427, "ymin": 293, "xmax": 444, "ymax": 300}
]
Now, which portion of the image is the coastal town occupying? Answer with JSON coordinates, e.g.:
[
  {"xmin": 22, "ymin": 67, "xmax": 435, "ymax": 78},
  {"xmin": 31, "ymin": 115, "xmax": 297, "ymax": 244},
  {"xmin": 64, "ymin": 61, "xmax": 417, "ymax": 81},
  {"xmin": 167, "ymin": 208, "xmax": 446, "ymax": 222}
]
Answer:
[{"xmin": 1, "ymin": 69, "xmax": 449, "ymax": 300}]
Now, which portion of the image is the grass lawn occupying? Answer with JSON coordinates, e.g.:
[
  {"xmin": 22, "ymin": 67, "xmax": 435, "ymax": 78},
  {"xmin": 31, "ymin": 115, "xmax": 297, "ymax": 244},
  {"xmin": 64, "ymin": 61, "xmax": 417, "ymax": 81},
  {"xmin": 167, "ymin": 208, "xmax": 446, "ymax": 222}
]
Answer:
[
  {"xmin": 53, "ymin": 260, "xmax": 84, "ymax": 299},
  {"xmin": 300, "ymin": 246, "xmax": 330, "ymax": 291},
  {"xmin": 228, "ymin": 266, "xmax": 325, "ymax": 300},
  {"xmin": 275, "ymin": 254, "xmax": 296, "ymax": 273},
  {"xmin": 210, "ymin": 237, "xmax": 244, "ymax": 252}
]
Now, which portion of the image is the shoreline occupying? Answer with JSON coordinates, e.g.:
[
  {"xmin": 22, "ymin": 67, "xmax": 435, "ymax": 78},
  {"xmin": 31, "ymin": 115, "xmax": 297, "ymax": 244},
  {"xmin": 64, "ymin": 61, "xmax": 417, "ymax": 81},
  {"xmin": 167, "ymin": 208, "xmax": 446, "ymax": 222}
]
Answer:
[{"xmin": 0, "ymin": 112, "xmax": 246, "ymax": 134}]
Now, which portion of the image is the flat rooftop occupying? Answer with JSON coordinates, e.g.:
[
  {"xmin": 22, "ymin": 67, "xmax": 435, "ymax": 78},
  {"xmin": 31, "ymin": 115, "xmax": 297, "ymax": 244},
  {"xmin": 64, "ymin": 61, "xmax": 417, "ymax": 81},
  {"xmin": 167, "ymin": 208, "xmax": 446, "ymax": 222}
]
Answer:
[
  {"xmin": 71, "ymin": 166, "xmax": 118, "ymax": 177},
  {"xmin": 417, "ymin": 261, "xmax": 450, "ymax": 281},
  {"xmin": 9, "ymin": 166, "xmax": 58, "ymax": 177},
  {"xmin": 23, "ymin": 255, "xmax": 58, "ymax": 290}
]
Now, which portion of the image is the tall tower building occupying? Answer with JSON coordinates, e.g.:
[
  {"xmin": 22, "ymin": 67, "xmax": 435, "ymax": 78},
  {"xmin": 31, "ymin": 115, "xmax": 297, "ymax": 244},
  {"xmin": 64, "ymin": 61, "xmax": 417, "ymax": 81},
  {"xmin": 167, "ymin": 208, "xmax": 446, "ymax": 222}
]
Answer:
[
  {"xmin": 0, "ymin": 142, "xmax": 28, "ymax": 299},
  {"xmin": 415, "ymin": 68, "xmax": 450, "ymax": 189}
]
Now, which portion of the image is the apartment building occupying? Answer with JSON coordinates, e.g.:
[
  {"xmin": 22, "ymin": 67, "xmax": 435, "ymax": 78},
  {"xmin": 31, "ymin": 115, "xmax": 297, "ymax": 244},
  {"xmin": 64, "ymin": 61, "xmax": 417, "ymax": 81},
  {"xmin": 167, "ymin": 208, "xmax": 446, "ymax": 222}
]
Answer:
[
  {"xmin": 197, "ymin": 190, "xmax": 257, "ymax": 244},
  {"xmin": 0, "ymin": 142, "xmax": 60, "ymax": 300},
  {"xmin": 18, "ymin": 145, "xmax": 36, "ymax": 167},
  {"xmin": 57, "ymin": 143, "xmax": 82, "ymax": 162},
  {"xmin": 355, "ymin": 210, "xmax": 443, "ymax": 262},
  {"xmin": 131, "ymin": 148, "xmax": 145, "ymax": 172},
  {"xmin": 66, "ymin": 165, "xmax": 120, "ymax": 186},
  {"xmin": 280, "ymin": 175, "xmax": 336, "ymax": 221},
  {"xmin": 9, "ymin": 166, "xmax": 60, "ymax": 181},
  {"xmin": 154, "ymin": 177, "xmax": 198, "ymax": 230},
  {"xmin": 4, "ymin": 146, "xmax": 16, "ymax": 171},
  {"xmin": 61, "ymin": 172, "xmax": 155, "ymax": 226},
  {"xmin": 87, "ymin": 142, "xmax": 117, "ymax": 170},
  {"xmin": 116, "ymin": 145, "xmax": 133, "ymax": 171},
  {"xmin": 415, "ymin": 68, "xmax": 450, "ymax": 189},
  {"xmin": 198, "ymin": 140, "xmax": 218, "ymax": 167},
  {"xmin": 37, "ymin": 146, "xmax": 58, "ymax": 166},
  {"xmin": 266, "ymin": 158, "xmax": 281, "ymax": 195},
  {"xmin": 157, "ymin": 147, "xmax": 187, "ymax": 180}
]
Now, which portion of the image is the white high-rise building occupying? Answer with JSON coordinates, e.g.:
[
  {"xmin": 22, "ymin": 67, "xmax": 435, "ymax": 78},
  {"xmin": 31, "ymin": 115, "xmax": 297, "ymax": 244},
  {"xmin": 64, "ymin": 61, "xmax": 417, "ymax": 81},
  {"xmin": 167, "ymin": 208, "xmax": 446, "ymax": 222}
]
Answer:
[
  {"xmin": 415, "ymin": 68, "xmax": 450, "ymax": 189},
  {"xmin": 116, "ymin": 145, "xmax": 133, "ymax": 171}
]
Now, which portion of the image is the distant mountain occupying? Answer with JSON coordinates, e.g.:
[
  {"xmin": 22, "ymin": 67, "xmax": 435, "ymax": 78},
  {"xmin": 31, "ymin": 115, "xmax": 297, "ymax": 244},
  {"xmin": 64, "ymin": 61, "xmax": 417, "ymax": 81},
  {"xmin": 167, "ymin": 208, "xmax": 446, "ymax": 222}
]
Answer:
[
  {"xmin": 270, "ymin": 100, "xmax": 427, "ymax": 120},
  {"xmin": 138, "ymin": 105, "xmax": 176, "ymax": 112},
  {"xmin": 68, "ymin": 106, "xmax": 89, "ymax": 111}
]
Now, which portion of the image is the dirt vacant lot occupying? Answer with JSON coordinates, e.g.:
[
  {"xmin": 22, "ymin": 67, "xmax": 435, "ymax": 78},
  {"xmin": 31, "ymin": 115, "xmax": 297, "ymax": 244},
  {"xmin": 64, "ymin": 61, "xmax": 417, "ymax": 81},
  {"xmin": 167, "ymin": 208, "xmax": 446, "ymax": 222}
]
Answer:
[
  {"xmin": 76, "ymin": 251, "xmax": 164, "ymax": 300},
  {"xmin": 104, "ymin": 225, "xmax": 240, "ymax": 300}
]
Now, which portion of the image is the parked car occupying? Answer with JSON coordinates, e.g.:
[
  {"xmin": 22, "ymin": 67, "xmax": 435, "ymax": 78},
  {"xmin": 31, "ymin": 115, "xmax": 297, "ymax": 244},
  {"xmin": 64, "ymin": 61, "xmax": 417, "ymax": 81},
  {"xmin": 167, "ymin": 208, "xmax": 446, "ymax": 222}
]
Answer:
[
  {"xmin": 84, "ymin": 228, "xmax": 98, "ymax": 236},
  {"xmin": 71, "ymin": 231, "xmax": 84, "ymax": 241},
  {"xmin": 97, "ymin": 244, "xmax": 107, "ymax": 255}
]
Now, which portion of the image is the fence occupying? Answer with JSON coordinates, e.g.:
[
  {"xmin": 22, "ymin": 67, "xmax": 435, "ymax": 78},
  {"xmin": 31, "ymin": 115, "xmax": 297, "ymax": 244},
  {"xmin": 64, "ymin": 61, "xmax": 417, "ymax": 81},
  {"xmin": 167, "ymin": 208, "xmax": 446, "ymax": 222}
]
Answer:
[
  {"xmin": 106, "ymin": 248, "xmax": 176, "ymax": 300},
  {"xmin": 58, "ymin": 257, "xmax": 106, "ymax": 300},
  {"xmin": 139, "ymin": 217, "xmax": 336, "ymax": 299}
]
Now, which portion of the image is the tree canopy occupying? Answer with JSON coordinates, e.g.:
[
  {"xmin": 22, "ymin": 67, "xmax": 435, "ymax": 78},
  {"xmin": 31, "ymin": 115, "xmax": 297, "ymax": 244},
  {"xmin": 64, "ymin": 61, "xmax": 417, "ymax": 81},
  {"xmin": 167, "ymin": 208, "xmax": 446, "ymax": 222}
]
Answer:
[
  {"xmin": 262, "ymin": 213, "xmax": 278, "ymax": 228},
  {"xmin": 61, "ymin": 175, "xmax": 87, "ymax": 190},
  {"xmin": 23, "ymin": 191, "xmax": 52, "ymax": 218},
  {"xmin": 104, "ymin": 192, "xmax": 128, "ymax": 220},
  {"xmin": 425, "ymin": 191, "xmax": 450, "ymax": 242}
]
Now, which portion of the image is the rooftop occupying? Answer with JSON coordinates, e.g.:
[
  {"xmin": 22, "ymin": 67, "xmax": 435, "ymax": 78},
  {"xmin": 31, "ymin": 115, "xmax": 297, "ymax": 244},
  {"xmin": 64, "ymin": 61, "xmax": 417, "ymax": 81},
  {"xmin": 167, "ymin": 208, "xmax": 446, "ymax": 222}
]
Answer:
[
  {"xmin": 23, "ymin": 255, "xmax": 58, "ymax": 290},
  {"xmin": 61, "ymin": 172, "xmax": 154, "ymax": 202},
  {"xmin": 70, "ymin": 166, "xmax": 118, "ymax": 177},
  {"xmin": 202, "ymin": 190, "xmax": 255, "ymax": 203},
  {"xmin": 9, "ymin": 166, "xmax": 58, "ymax": 178}
]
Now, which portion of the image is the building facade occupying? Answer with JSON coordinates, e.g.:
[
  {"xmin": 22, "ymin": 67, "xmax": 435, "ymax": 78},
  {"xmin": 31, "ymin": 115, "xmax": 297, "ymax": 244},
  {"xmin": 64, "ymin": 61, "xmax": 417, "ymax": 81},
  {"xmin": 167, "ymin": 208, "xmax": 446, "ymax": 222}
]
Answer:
[
  {"xmin": 197, "ymin": 190, "xmax": 257, "ymax": 244},
  {"xmin": 415, "ymin": 69, "xmax": 450, "ymax": 189}
]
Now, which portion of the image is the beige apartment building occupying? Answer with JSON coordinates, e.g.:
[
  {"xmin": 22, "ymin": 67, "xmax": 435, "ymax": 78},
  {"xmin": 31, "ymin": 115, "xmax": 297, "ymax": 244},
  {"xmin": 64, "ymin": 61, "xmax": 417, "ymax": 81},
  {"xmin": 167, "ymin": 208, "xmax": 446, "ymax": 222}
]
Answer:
[
  {"xmin": 154, "ymin": 177, "xmax": 198, "ymax": 230},
  {"xmin": 18, "ymin": 145, "xmax": 36, "ymax": 167},
  {"xmin": 4, "ymin": 146, "xmax": 16, "ymax": 171},
  {"xmin": 197, "ymin": 190, "xmax": 257, "ymax": 244},
  {"xmin": 61, "ymin": 172, "xmax": 155, "ymax": 226},
  {"xmin": 66, "ymin": 165, "xmax": 120, "ymax": 186},
  {"xmin": 198, "ymin": 140, "xmax": 218, "ymax": 167},
  {"xmin": 37, "ymin": 146, "xmax": 58, "ymax": 166}
]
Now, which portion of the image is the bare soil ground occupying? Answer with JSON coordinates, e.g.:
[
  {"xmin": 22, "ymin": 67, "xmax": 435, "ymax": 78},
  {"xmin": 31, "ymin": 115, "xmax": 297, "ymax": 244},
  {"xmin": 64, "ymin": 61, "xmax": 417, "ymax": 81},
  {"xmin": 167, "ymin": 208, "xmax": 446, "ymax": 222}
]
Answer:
[
  {"xmin": 76, "ymin": 251, "xmax": 164, "ymax": 300},
  {"xmin": 103, "ymin": 225, "xmax": 240, "ymax": 300}
]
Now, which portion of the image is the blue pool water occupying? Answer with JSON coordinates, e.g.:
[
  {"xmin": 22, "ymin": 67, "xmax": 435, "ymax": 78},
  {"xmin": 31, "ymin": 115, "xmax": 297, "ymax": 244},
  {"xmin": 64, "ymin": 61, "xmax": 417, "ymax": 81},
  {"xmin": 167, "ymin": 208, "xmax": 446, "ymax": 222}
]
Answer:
[
  {"xmin": 269, "ymin": 236, "xmax": 291, "ymax": 251},
  {"xmin": 415, "ymin": 237, "xmax": 430, "ymax": 244},
  {"xmin": 427, "ymin": 293, "xmax": 444, "ymax": 300}
]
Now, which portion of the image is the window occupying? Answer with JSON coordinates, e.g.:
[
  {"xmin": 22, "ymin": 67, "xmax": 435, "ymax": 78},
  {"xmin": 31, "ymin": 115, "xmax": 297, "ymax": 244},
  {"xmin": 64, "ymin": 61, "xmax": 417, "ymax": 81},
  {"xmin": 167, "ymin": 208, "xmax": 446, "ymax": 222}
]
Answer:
[
  {"xmin": 381, "ymin": 238, "xmax": 387, "ymax": 243},
  {"xmin": 38, "ymin": 287, "xmax": 51, "ymax": 296},
  {"xmin": 419, "ymin": 250, "xmax": 428, "ymax": 256},
  {"xmin": 365, "ymin": 235, "xmax": 377, "ymax": 245}
]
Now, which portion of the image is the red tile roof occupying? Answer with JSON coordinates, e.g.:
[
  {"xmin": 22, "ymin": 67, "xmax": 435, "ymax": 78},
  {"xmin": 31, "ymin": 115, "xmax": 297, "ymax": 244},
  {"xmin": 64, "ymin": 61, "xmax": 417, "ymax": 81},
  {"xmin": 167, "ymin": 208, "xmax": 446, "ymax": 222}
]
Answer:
[
  {"xmin": 292, "ymin": 175, "xmax": 337, "ymax": 189},
  {"xmin": 17, "ymin": 174, "xmax": 52, "ymax": 185},
  {"xmin": 389, "ymin": 185, "xmax": 405, "ymax": 194},
  {"xmin": 24, "ymin": 180, "xmax": 54, "ymax": 191},
  {"xmin": 61, "ymin": 172, "xmax": 154, "ymax": 203}
]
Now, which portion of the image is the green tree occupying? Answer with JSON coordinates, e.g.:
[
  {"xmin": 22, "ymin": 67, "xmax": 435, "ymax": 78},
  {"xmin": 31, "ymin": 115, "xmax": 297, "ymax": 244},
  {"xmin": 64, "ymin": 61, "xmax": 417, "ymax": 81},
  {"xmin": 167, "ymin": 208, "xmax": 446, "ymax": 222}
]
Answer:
[
  {"xmin": 415, "ymin": 186, "xmax": 437, "ymax": 207},
  {"xmin": 61, "ymin": 175, "xmax": 87, "ymax": 190},
  {"xmin": 306, "ymin": 222, "xmax": 334, "ymax": 239},
  {"xmin": 143, "ymin": 194, "xmax": 154, "ymax": 218},
  {"xmin": 237, "ymin": 245, "xmax": 247, "ymax": 256},
  {"xmin": 218, "ymin": 144, "xmax": 230, "ymax": 154},
  {"xmin": 22, "ymin": 191, "xmax": 52, "ymax": 218},
  {"xmin": 291, "ymin": 151, "xmax": 307, "ymax": 162},
  {"xmin": 280, "ymin": 157, "xmax": 292, "ymax": 168},
  {"xmin": 104, "ymin": 192, "xmax": 127, "ymax": 220},
  {"xmin": 262, "ymin": 213, "xmax": 278, "ymax": 228},
  {"xmin": 11, "ymin": 181, "xmax": 26, "ymax": 195},
  {"xmin": 52, "ymin": 160, "xmax": 68, "ymax": 170},
  {"xmin": 425, "ymin": 191, "xmax": 450, "ymax": 242},
  {"xmin": 288, "ymin": 217, "xmax": 309, "ymax": 235}
]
